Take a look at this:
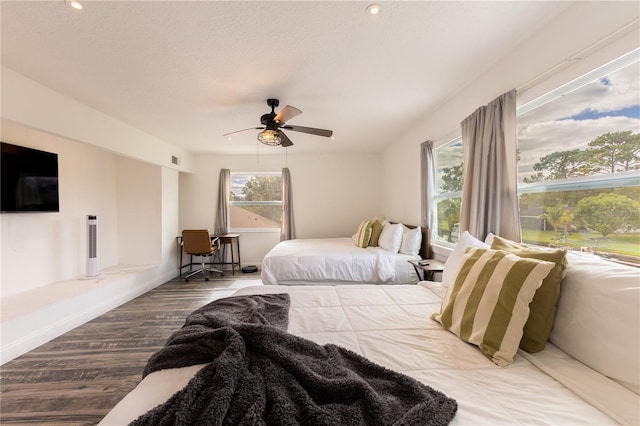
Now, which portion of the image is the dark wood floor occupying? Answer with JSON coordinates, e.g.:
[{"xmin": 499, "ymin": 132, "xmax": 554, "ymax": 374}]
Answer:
[{"xmin": 0, "ymin": 271, "xmax": 263, "ymax": 425}]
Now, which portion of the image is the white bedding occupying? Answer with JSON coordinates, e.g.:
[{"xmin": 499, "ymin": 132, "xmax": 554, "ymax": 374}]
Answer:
[
  {"xmin": 100, "ymin": 283, "xmax": 637, "ymax": 425},
  {"xmin": 261, "ymin": 237, "xmax": 419, "ymax": 285}
]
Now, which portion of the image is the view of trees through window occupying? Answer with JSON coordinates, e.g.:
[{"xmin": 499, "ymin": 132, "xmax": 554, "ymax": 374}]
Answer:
[
  {"xmin": 518, "ymin": 53, "xmax": 639, "ymax": 263},
  {"xmin": 434, "ymin": 51, "xmax": 639, "ymax": 264},
  {"xmin": 434, "ymin": 141, "xmax": 463, "ymax": 243},
  {"xmin": 229, "ymin": 172, "xmax": 282, "ymax": 230}
]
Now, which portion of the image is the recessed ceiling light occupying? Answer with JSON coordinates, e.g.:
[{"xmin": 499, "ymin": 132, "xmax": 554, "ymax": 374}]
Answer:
[
  {"xmin": 65, "ymin": 0, "xmax": 83, "ymax": 10},
  {"xmin": 366, "ymin": 4, "xmax": 381, "ymax": 15}
]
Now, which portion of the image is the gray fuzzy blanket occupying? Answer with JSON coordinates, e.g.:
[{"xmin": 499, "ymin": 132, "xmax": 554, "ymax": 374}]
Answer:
[{"xmin": 131, "ymin": 293, "xmax": 457, "ymax": 426}]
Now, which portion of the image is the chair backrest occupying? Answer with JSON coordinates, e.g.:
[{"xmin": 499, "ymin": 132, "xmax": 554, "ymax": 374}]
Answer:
[{"xmin": 182, "ymin": 229, "xmax": 214, "ymax": 255}]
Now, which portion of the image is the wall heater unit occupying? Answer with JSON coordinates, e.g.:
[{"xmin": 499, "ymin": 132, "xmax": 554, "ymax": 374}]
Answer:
[{"xmin": 86, "ymin": 215, "xmax": 98, "ymax": 278}]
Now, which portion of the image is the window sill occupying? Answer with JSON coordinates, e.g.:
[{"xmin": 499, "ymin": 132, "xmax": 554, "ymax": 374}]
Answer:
[
  {"xmin": 228, "ymin": 228, "xmax": 280, "ymax": 234},
  {"xmin": 431, "ymin": 242, "xmax": 454, "ymax": 262}
]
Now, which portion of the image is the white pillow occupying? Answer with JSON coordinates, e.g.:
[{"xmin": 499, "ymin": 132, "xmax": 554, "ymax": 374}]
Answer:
[
  {"xmin": 550, "ymin": 252, "xmax": 640, "ymax": 394},
  {"xmin": 400, "ymin": 226, "xmax": 422, "ymax": 256},
  {"xmin": 378, "ymin": 223, "xmax": 403, "ymax": 254},
  {"xmin": 484, "ymin": 232, "xmax": 496, "ymax": 246},
  {"xmin": 442, "ymin": 231, "xmax": 489, "ymax": 286}
]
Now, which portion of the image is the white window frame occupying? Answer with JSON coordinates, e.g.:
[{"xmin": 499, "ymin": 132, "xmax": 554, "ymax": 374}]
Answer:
[
  {"xmin": 515, "ymin": 49, "xmax": 639, "ymax": 257},
  {"xmin": 428, "ymin": 49, "xmax": 639, "ymax": 258},
  {"xmin": 517, "ymin": 48, "xmax": 639, "ymax": 116},
  {"xmin": 432, "ymin": 138, "xmax": 464, "ymax": 248}
]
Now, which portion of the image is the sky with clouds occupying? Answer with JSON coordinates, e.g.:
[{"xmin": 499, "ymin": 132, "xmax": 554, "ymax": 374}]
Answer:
[
  {"xmin": 230, "ymin": 175, "xmax": 249, "ymax": 199},
  {"xmin": 517, "ymin": 61, "xmax": 639, "ymax": 182},
  {"xmin": 435, "ymin": 58, "xmax": 639, "ymax": 191},
  {"xmin": 230, "ymin": 172, "xmax": 282, "ymax": 200}
]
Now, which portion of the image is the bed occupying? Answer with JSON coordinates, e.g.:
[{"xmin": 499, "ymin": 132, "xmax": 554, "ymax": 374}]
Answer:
[
  {"xmin": 261, "ymin": 222, "xmax": 429, "ymax": 286},
  {"xmin": 100, "ymin": 231, "xmax": 639, "ymax": 425},
  {"xmin": 100, "ymin": 281, "xmax": 638, "ymax": 425}
]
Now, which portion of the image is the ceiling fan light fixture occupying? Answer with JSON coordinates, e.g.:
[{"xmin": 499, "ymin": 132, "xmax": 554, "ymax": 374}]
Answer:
[
  {"xmin": 225, "ymin": 99, "xmax": 333, "ymax": 147},
  {"xmin": 257, "ymin": 129, "xmax": 281, "ymax": 146}
]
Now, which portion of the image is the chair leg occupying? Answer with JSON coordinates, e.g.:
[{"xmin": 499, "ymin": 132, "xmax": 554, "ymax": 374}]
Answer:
[
  {"xmin": 205, "ymin": 253, "xmax": 224, "ymax": 277},
  {"xmin": 184, "ymin": 255, "xmax": 224, "ymax": 281},
  {"xmin": 184, "ymin": 266, "xmax": 204, "ymax": 281},
  {"xmin": 205, "ymin": 266, "xmax": 224, "ymax": 277}
]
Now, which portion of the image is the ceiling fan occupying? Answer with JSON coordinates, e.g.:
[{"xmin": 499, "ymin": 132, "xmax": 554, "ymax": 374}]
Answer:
[{"xmin": 223, "ymin": 99, "xmax": 333, "ymax": 147}]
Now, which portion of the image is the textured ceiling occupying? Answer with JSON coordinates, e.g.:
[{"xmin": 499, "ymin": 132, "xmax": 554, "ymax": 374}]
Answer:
[{"xmin": 1, "ymin": 1, "xmax": 573, "ymax": 155}]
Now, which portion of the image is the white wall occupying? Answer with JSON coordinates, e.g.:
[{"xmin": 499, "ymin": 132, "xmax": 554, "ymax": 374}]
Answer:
[
  {"xmin": 0, "ymin": 120, "xmax": 182, "ymax": 362},
  {"xmin": 1, "ymin": 60, "xmax": 189, "ymax": 301},
  {"xmin": 179, "ymin": 152, "xmax": 384, "ymax": 265},
  {"xmin": 1, "ymin": 121, "xmax": 118, "ymax": 296},
  {"xmin": 0, "ymin": 61, "xmax": 186, "ymax": 361},
  {"xmin": 0, "ymin": 120, "xmax": 177, "ymax": 298},
  {"xmin": 161, "ymin": 167, "xmax": 180, "ymax": 279},
  {"xmin": 116, "ymin": 157, "xmax": 162, "ymax": 265},
  {"xmin": 379, "ymin": 2, "xmax": 640, "ymax": 258}
]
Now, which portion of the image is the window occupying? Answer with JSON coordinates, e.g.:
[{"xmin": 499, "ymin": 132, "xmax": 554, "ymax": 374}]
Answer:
[
  {"xmin": 517, "ymin": 49, "xmax": 640, "ymax": 263},
  {"xmin": 229, "ymin": 172, "xmax": 282, "ymax": 231},
  {"xmin": 434, "ymin": 139, "xmax": 464, "ymax": 244}
]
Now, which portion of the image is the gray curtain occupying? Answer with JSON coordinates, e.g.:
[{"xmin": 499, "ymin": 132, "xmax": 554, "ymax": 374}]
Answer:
[
  {"xmin": 459, "ymin": 89, "xmax": 521, "ymax": 242},
  {"xmin": 214, "ymin": 168, "xmax": 230, "ymax": 236},
  {"xmin": 420, "ymin": 141, "xmax": 435, "ymax": 253},
  {"xmin": 281, "ymin": 167, "xmax": 295, "ymax": 241}
]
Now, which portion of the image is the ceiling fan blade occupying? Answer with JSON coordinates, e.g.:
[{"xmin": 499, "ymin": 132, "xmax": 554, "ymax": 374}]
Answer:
[
  {"xmin": 279, "ymin": 130, "xmax": 294, "ymax": 147},
  {"xmin": 274, "ymin": 105, "xmax": 302, "ymax": 124},
  {"xmin": 282, "ymin": 125, "xmax": 333, "ymax": 138},
  {"xmin": 223, "ymin": 127, "xmax": 264, "ymax": 137}
]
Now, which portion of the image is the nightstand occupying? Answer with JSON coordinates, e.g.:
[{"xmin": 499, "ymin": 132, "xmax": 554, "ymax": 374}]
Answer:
[{"xmin": 408, "ymin": 259, "xmax": 445, "ymax": 281}]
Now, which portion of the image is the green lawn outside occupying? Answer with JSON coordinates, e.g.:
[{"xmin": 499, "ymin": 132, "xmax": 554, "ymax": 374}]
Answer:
[{"xmin": 521, "ymin": 229, "xmax": 640, "ymax": 258}]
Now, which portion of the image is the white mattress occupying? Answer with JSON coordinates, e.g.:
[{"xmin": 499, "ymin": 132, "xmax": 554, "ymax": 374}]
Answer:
[
  {"xmin": 261, "ymin": 237, "xmax": 419, "ymax": 285},
  {"xmin": 100, "ymin": 284, "xmax": 636, "ymax": 425}
]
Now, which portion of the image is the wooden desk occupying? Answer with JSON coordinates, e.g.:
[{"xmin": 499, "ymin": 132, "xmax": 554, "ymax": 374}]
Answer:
[
  {"xmin": 212, "ymin": 234, "xmax": 241, "ymax": 275},
  {"xmin": 408, "ymin": 259, "xmax": 444, "ymax": 281}
]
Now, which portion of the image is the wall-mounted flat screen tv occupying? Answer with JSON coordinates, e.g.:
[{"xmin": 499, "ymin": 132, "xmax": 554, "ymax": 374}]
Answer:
[{"xmin": 1, "ymin": 142, "xmax": 60, "ymax": 213}]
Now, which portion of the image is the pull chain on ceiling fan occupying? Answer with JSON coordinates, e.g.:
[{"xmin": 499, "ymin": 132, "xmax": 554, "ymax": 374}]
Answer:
[{"xmin": 224, "ymin": 99, "xmax": 333, "ymax": 147}]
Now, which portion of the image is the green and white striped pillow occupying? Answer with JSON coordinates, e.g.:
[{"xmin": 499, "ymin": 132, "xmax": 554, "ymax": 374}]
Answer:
[
  {"xmin": 432, "ymin": 247, "xmax": 555, "ymax": 366},
  {"xmin": 368, "ymin": 219, "xmax": 384, "ymax": 247},
  {"xmin": 355, "ymin": 220, "xmax": 373, "ymax": 248}
]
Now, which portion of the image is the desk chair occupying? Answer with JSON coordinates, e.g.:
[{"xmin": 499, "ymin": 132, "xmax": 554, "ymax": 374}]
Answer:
[{"xmin": 181, "ymin": 229, "xmax": 224, "ymax": 281}]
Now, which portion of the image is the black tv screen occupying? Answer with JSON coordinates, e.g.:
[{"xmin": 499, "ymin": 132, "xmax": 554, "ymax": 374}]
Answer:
[{"xmin": 1, "ymin": 142, "xmax": 60, "ymax": 213}]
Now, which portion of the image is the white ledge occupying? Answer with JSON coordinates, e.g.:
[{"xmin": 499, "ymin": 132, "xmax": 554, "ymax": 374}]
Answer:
[{"xmin": 1, "ymin": 264, "xmax": 170, "ymax": 365}]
